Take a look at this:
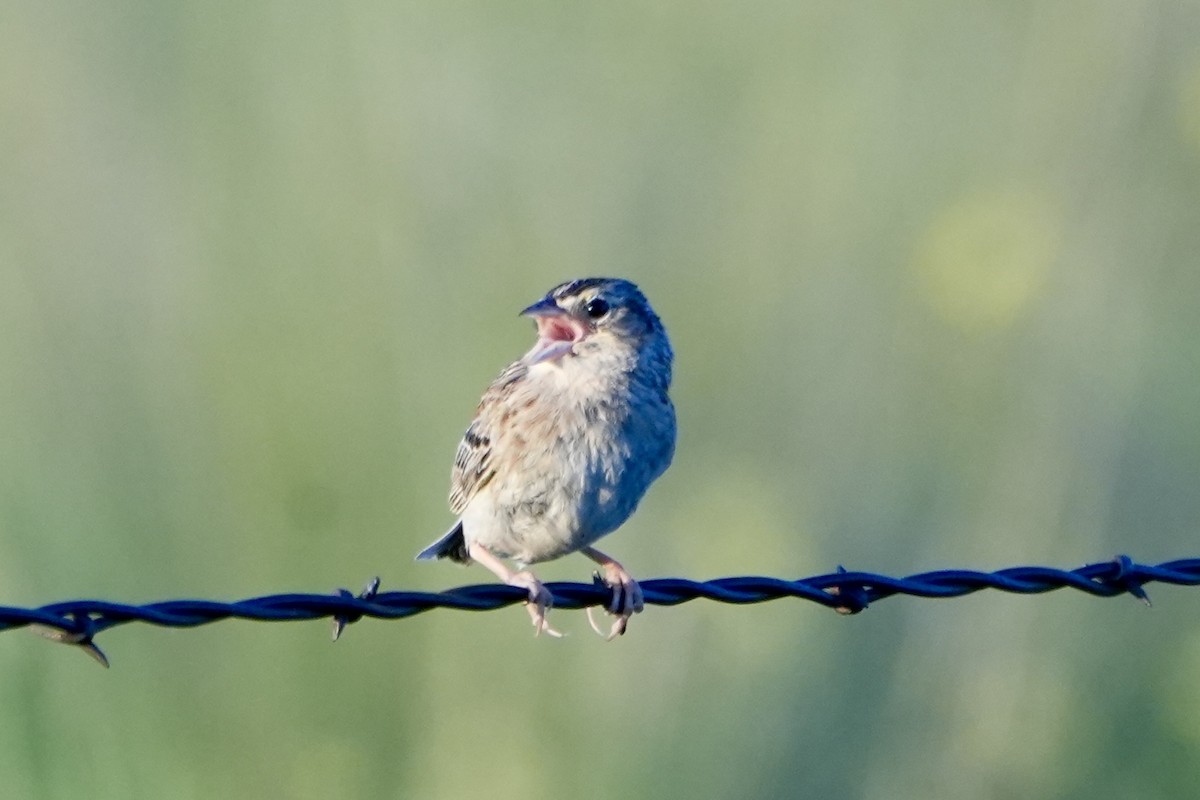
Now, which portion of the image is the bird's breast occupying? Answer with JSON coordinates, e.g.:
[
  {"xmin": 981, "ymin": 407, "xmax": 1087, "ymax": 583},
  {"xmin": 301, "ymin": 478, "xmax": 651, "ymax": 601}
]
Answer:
[{"xmin": 473, "ymin": 357, "xmax": 673, "ymax": 562}]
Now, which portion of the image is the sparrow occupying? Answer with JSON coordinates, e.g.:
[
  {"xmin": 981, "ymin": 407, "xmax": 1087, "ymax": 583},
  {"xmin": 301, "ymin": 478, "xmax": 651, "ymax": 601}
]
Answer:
[{"xmin": 416, "ymin": 278, "xmax": 676, "ymax": 639}]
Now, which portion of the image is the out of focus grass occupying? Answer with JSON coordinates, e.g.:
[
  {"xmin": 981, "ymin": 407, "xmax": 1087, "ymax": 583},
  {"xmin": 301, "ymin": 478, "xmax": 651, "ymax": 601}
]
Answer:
[{"xmin": 2, "ymin": 3, "xmax": 1200, "ymax": 798}]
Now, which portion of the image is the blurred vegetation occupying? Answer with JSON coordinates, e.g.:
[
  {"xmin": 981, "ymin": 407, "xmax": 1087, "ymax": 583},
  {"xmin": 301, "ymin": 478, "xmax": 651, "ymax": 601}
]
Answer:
[{"xmin": 2, "ymin": 2, "xmax": 1200, "ymax": 798}]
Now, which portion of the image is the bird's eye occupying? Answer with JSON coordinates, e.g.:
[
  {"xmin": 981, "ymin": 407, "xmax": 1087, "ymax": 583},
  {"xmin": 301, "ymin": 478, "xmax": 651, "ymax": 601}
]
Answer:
[{"xmin": 584, "ymin": 297, "xmax": 610, "ymax": 319}]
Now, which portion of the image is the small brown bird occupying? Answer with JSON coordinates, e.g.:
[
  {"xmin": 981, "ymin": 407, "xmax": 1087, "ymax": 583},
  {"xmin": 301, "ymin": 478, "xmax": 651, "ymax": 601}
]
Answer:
[{"xmin": 417, "ymin": 278, "xmax": 676, "ymax": 638}]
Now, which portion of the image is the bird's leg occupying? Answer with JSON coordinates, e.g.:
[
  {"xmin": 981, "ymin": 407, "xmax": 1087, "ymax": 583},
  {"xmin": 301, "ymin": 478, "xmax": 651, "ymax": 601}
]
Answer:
[
  {"xmin": 467, "ymin": 542, "xmax": 562, "ymax": 638},
  {"xmin": 581, "ymin": 547, "xmax": 644, "ymax": 640}
]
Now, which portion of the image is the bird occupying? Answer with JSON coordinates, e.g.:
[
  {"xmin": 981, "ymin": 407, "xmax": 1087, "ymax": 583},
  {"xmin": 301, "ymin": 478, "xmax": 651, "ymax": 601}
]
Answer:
[{"xmin": 416, "ymin": 278, "xmax": 676, "ymax": 639}]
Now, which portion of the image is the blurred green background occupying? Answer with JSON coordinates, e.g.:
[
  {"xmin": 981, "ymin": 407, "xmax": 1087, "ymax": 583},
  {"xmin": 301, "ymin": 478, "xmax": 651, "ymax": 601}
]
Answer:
[{"xmin": 2, "ymin": 2, "xmax": 1200, "ymax": 798}]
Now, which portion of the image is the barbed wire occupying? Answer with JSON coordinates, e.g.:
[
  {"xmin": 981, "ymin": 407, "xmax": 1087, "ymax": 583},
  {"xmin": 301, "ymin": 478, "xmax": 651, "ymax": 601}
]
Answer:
[{"xmin": 3, "ymin": 555, "xmax": 1197, "ymax": 667}]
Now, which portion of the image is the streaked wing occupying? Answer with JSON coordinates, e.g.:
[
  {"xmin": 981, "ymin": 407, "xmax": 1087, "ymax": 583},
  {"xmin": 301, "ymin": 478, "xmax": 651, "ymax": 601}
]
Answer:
[{"xmin": 448, "ymin": 359, "xmax": 527, "ymax": 515}]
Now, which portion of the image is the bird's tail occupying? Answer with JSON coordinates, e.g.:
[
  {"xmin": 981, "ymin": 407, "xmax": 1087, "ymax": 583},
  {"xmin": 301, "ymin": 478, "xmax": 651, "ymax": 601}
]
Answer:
[{"xmin": 415, "ymin": 521, "xmax": 470, "ymax": 563}]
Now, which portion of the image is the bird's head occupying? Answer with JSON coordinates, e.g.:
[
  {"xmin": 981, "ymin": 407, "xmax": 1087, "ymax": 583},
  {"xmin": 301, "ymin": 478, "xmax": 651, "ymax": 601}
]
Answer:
[{"xmin": 519, "ymin": 278, "xmax": 668, "ymax": 368}]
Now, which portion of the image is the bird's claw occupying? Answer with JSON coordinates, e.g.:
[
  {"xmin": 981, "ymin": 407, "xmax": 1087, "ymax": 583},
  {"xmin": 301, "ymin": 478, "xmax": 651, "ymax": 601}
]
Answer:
[
  {"xmin": 587, "ymin": 564, "xmax": 644, "ymax": 641},
  {"xmin": 508, "ymin": 570, "xmax": 563, "ymax": 638}
]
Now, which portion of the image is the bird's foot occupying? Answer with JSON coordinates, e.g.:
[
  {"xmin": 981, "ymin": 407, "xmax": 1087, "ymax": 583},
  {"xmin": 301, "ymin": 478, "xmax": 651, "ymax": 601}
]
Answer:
[
  {"xmin": 507, "ymin": 570, "xmax": 563, "ymax": 638},
  {"xmin": 586, "ymin": 560, "xmax": 644, "ymax": 641}
]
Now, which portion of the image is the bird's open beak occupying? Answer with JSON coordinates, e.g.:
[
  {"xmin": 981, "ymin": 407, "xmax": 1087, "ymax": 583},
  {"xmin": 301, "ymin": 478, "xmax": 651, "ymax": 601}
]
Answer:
[
  {"xmin": 521, "ymin": 297, "xmax": 584, "ymax": 365},
  {"xmin": 519, "ymin": 297, "xmax": 560, "ymax": 318}
]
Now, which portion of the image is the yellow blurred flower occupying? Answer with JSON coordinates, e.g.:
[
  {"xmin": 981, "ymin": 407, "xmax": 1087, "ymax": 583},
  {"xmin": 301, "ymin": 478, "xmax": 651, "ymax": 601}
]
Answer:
[{"xmin": 914, "ymin": 189, "xmax": 1059, "ymax": 331}]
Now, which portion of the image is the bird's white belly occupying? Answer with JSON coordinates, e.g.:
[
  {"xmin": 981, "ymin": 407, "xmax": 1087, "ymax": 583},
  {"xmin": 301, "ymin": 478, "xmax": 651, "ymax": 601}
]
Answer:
[{"xmin": 462, "ymin": 429, "xmax": 637, "ymax": 564}]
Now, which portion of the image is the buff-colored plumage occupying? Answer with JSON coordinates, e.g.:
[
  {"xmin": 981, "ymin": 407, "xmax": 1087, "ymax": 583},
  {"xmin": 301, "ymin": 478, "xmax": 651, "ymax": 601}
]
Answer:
[{"xmin": 417, "ymin": 278, "xmax": 675, "ymax": 638}]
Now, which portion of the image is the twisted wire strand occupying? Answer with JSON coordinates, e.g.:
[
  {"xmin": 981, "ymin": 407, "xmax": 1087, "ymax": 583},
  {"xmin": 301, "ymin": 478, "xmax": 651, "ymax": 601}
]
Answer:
[{"xmin": 4, "ymin": 556, "xmax": 1197, "ymax": 667}]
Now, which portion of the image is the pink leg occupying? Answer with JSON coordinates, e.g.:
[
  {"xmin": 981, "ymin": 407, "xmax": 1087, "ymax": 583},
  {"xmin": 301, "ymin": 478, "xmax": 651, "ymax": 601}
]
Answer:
[
  {"xmin": 468, "ymin": 542, "xmax": 562, "ymax": 638},
  {"xmin": 581, "ymin": 547, "xmax": 644, "ymax": 640}
]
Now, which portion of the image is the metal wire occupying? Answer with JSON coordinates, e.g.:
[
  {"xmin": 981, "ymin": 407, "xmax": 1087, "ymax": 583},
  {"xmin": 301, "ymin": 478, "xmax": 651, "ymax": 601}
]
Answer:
[{"xmin": 3, "ymin": 555, "xmax": 1197, "ymax": 667}]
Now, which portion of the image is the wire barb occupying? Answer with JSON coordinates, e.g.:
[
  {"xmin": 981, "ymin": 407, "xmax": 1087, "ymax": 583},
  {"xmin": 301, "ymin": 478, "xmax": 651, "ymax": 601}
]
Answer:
[
  {"xmin": 3, "ymin": 555, "xmax": 1197, "ymax": 666},
  {"xmin": 29, "ymin": 612, "xmax": 110, "ymax": 668},
  {"xmin": 331, "ymin": 577, "xmax": 382, "ymax": 642}
]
